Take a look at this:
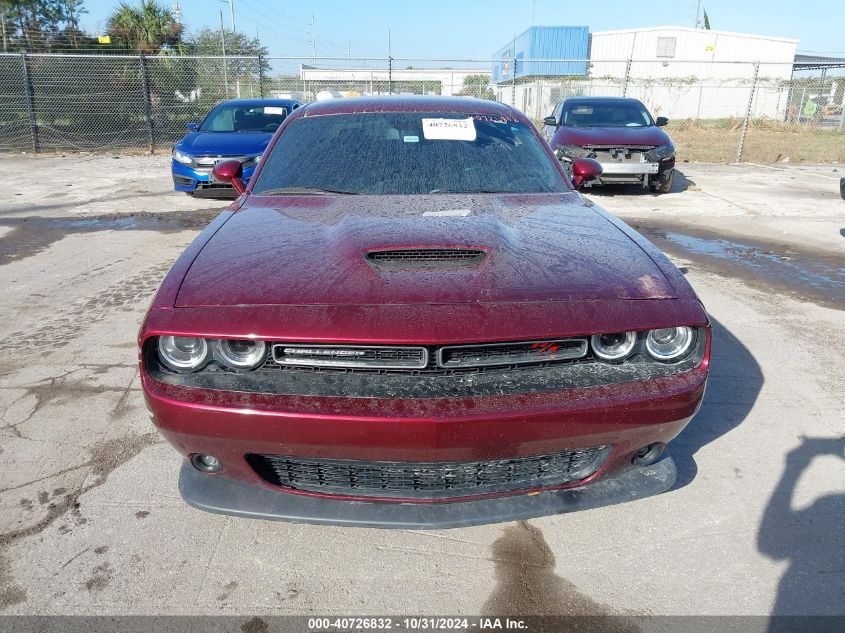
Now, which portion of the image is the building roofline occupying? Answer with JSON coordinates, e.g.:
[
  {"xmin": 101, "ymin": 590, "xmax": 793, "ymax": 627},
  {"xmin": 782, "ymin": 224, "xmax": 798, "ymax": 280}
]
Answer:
[{"xmin": 590, "ymin": 25, "xmax": 798, "ymax": 44}]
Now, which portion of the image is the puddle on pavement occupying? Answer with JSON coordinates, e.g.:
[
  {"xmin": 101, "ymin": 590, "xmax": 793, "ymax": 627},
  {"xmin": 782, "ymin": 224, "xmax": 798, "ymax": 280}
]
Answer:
[
  {"xmin": 0, "ymin": 209, "xmax": 223, "ymax": 263},
  {"xmin": 634, "ymin": 222, "xmax": 845, "ymax": 310},
  {"xmin": 483, "ymin": 521, "xmax": 640, "ymax": 630}
]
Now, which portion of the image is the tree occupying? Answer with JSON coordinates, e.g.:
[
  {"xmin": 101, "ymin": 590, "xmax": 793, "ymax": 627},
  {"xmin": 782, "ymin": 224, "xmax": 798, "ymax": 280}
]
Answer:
[
  {"xmin": 187, "ymin": 27, "xmax": 269, "ymax": 65},
  {"xmin": 0, "ymin": 0, "xmax": 90, "ymax": 51},
  {"xmin": 703, "ymin": 9, "xmax": 711, "ymax": 30},
  {"xmin": 458, "ymin": 74, "xmax": 494, "ymax": 100},
  {"xmin": 107, "ymin": 0, "xmax": 183, "ymax": 54}
]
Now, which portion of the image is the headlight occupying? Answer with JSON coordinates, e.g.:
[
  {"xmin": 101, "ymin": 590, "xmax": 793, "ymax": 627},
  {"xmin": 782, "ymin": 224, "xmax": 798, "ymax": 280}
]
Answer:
[
  {"xmin": 243, "ymin": 154, "xmax": 261, "ymax": 167},
  {"xmin": 646, "ymin": 327, "xmax": 694, "ymax": 360},
  {"xmin": 591, "ymin": 332, "xmax": 636, "ymax": 361},
  {"xmin": 555, "ymin": 144, "xmax": 593, "ymax": 161},
  {"xmin": 172, "ymin": 148, "xmax": 193, "ymax": 164},
  {"xmin": 216, "ymin": 339, "xmax": 267, "ymax": 369},
  {"xmin": 158, "ymin": 336, "xmax": 208, "ymax": 371},
  {"xmin": 644, "ymin": 142, "xmax": 675, "ymax": 162}
]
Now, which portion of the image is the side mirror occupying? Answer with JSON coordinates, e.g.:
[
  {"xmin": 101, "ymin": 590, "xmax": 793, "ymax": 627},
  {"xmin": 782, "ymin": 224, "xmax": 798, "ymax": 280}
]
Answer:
[
  {"xmin": 543, "ymin": 115, "xmax": 558, "ymax": 127},
  {"xmin": 655, "ymin": 116, "xmax": 669, "ymax": 127},
  {"xmin": 212, "ymin": 160, "xmax": 246, "ymax": 194},
  {"xmin": 187, "ymin": 121, "xmax": 199, "ymax": 131},
  {"xmin": 571, "ymin": 158, "xmax": 602, "ymax": 189}
]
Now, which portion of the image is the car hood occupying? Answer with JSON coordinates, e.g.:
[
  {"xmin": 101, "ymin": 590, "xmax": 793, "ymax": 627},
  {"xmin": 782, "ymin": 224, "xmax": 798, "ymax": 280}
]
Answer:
[
  {"xmin": 554, "ymin": 126, "xmax": 671, "ymax": 147},
  {"xmin": 176, "ymin": 131, "xmax": 272, "ymax": 156},
  {"xmin": 175, "ymin": 192, "xmax": 676, "ymax": 307}
]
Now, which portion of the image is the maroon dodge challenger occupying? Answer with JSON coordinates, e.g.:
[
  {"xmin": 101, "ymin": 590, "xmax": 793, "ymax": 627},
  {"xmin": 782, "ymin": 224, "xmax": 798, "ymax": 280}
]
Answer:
[{"xmin": 139, "ymin": 96, "xmax": 710, "ymax": 528}]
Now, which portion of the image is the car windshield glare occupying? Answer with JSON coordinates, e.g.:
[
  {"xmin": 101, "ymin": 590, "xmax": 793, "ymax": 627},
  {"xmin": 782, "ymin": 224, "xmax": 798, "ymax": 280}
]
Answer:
[
  {"xmin": 563, "ymin": 102, "xmax": 653, "ymax": 128},
  {"xmin": 252, "ymin": 112, "xmax": 569, "ymax": 195},
  {"xmin": 200, "ymin": 105, "xmax": 289, "ymax": 133}
]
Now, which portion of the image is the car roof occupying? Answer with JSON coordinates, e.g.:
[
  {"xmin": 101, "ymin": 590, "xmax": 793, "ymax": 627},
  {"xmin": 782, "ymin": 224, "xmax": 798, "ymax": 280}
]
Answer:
[
  {"xmin": 217, "ymin": 98, "xmax": 301, "ymax": 107},
  {"xmin": 299, "ymin": 95, "xmax": 518, "ymax": 118}
]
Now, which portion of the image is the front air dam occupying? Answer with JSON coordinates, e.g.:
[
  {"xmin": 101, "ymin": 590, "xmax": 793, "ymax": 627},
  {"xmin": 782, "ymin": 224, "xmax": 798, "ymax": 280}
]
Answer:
[{"xmin": 178, "ymin": 455, "xmax": 678, "ymax": 529}]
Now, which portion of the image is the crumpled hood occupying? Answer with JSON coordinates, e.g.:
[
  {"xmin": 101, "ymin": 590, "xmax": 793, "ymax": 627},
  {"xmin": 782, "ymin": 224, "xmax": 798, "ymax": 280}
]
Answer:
[
  {"xmin": 175, "ymin": 192, "xmax": 675, "ymax": 307},
  {"xmin": 554, "ymin": 125, "xmax": 671, "ymax": 147}
]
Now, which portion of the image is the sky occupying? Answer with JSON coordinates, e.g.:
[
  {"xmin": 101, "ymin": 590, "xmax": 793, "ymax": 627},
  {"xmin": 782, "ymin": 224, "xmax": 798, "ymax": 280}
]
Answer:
[{"xmin": 78, "ymin": 0, "xmax": 845, "ymax": 59}]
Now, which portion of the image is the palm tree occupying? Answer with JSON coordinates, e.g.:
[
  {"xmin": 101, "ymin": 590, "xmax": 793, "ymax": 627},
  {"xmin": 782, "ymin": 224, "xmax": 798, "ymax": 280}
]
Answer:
[{"xmin": 107, "ymin": 0, "xmax": 183, "ymax": 54}]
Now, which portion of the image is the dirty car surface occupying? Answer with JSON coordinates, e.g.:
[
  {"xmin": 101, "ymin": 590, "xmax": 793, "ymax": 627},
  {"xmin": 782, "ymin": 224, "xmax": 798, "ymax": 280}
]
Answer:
[{"xmin": 139, "ymin": 96, "xmax": 710, "ymax": 528}]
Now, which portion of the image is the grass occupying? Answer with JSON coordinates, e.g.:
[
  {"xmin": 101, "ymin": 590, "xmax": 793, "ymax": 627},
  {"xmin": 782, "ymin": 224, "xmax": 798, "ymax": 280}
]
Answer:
[{"xmin": 668, "ymin": 119, "xmax": 845, "ymax": 163}]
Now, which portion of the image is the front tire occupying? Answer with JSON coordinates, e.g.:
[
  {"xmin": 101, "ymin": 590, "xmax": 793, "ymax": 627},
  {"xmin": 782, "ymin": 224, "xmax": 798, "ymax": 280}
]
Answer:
[{"xmin": 651, "ymin": 170, "xmax": 674, "ymax": 194}]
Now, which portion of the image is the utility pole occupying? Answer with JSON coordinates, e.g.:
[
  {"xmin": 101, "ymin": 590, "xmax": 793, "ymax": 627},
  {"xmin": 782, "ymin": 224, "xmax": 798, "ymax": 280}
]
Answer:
[
  {"xmin": 388, "ymin": 29, "xmax": 392, "ymax": 95},
  {"xmin": 311, "ymin": 15, "xmax": 317, "ymax": 63},
  {"xmin": 1, "ymin": 7, "xmax": 8, "ymax": 53},
  {"xmin": 220, "ymin": 0, "xmax": 241, "ymax": 99},
  {"xmin": 694, "ymin": 0, "xmax": 702, "ymax": 28},
  {"xmin": 531, "ymin": 0, "xmax": 536, "ymax": 26},
  {"xmin": 227, "ymin": 0, "xmax": 236, "ymax": 32},
  {"xmin": 219, "ymin": 10, "xmax": 229, "ymax": 98}
]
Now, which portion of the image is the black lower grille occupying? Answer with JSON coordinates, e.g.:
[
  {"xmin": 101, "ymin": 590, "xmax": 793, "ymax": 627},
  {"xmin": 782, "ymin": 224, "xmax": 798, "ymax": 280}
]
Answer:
[{"xmin": 248, "ymin": 446, "xmax": 611, "ymax": 499}]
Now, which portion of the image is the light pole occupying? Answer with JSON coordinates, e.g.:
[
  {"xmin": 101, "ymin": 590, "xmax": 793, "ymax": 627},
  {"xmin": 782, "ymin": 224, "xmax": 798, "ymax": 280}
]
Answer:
[
  {"xmin": 219, "ymin": 0, "xmax": 240, "ymax": 97},
  {"xmin": 220, "ymin": 10, "xmax": 229, "ymax": 98}
]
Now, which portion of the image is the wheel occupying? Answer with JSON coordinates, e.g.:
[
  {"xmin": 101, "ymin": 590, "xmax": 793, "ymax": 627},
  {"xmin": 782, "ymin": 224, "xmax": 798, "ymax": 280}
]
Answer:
[{"xmin": 650, "ymin": 170, "xmax": 674, "ymax": 194}]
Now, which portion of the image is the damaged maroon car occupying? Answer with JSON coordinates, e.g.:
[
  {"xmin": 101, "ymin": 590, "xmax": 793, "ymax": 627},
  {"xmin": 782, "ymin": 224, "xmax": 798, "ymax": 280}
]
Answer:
[{"xmin": 139, "ymin": 96, "xmax": 710, "ymax": 528}]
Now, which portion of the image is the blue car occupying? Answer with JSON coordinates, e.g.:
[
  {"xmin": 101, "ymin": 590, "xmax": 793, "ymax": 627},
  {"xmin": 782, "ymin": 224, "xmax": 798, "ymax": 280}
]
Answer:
[{"xmin": 171, "ymin": 98, "xmax": 302, "ymax": 197}]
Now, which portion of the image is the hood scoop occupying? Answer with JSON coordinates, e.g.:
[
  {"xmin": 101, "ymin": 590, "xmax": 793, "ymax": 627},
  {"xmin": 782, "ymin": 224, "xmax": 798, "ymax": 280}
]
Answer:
[{"xmin": 365, "ymin": 248, "xmax": 486, "ymax": 270}]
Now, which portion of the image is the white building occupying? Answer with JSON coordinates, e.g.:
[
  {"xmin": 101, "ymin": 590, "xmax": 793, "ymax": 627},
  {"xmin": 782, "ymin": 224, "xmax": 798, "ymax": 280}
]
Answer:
[
  {"xmin": 298, "ymin": 66, "xmax": 491, "ymax": 97},
  {"xmin": 588, "ymin": 26, "xmax": 799, "ymax": 119},
  {"xmin": 497, "ymin": 26, "xmax": 799, "ymax": 121}
]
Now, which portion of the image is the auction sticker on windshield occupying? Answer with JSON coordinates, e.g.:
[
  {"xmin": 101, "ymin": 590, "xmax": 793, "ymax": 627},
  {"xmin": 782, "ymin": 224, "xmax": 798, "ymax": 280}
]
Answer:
[{"xmin": 422, "ymin": 117, "xmax": 476, "ymax": 141}]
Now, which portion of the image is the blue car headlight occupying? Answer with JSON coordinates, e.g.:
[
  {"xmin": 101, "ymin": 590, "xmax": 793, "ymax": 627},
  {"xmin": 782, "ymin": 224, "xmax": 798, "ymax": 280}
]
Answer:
[
  {"xmin": 242, "ymin": 154, "xmax": 262, "ymax": 168},
  {"xmin": 172, "ymin": 148, "xmax": 193, "ymax": 165},
  {"xmin": 644, "ymin": 142, "xmax": 675, "ymax": 162}
]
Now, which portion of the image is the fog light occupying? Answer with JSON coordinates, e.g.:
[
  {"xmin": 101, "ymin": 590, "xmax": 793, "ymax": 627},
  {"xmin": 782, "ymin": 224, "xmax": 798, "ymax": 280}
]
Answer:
[
  {"xmin": 632, "ymin": 443, "xmax": 665, "ymax": 466},
  {"xmin": 191, "ymin": 453, "xmax": 223, "ymax": 473}
]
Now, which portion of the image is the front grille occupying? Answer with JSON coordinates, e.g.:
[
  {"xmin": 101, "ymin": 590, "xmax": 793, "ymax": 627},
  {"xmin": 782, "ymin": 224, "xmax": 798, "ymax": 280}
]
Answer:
[
  {"xmin": 266, "ymin": 339, "xmax": 589, "ymax": 374},
  {"xmin": 272, "ymin": 344, "xmax": 427, "ymax": 370},
  {"xmin": 438, "ymin": 339, "xmax": 587, "ymax": 369},
  {"xmin": 173, "ymin": 176, "xmax": 194, "ymax": 186},
  {"xmin": 248, "ymin": 446, "xmax": 611, "ymax": 499},
  {"xmin": 366, "ymin": 248, "xmax": 485, "ymax": 269}
]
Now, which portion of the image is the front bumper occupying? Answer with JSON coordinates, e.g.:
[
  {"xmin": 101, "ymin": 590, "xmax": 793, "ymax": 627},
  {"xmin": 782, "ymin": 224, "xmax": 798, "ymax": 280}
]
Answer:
[
  {"xmin": 591, "ymin": 157, "xmax": 674, "ymax": 186},
  {"xmin": 143, "ymin": 356, "xmax": 706, "ymax": 524},
  {"xmin": 171, "ymin": 159, "xmax": 255, "ymax": 193},
  {"xmin": 179, "ymin": 454, "xmax": 678, "ymax": 528}
]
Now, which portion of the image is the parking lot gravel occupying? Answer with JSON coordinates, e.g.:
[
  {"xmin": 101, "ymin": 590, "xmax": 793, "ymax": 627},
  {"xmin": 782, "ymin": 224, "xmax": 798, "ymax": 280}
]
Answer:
[{"xmin": 0, "ymin": 155, "xmax": 842, "ymax": 618}]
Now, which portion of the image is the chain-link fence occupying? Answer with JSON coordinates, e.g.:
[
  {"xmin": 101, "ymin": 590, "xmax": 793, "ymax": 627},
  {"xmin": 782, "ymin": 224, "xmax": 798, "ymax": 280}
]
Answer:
[{"xmin": 1, "ymin": 52, "xmax": 843, "ymax": 162}]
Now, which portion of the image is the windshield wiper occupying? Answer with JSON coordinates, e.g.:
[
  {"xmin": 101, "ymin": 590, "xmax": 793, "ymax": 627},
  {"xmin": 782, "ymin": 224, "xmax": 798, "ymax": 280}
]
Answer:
[
  {"xmin": 256, "ymin": 186, "xmax": 360, "ymax": 195},
  {"xmin": 428, "ymin": 188, "xmax": 503, "ymax": 194}
]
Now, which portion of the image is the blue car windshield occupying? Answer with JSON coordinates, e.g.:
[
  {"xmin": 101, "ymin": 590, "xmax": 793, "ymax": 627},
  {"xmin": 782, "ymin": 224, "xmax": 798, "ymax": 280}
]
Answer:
[
  {"xmin": 252, "ymin": 112, "xmax": 568, "ymax": 195},
  {"xmin": 200, "ymin": 105, "xmax": 290, "ymax": 133}
]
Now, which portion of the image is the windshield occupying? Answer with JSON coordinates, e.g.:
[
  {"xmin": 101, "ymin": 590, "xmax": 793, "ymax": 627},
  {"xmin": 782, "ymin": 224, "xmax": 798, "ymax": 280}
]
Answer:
[
  {"xmin": 200, "ymin": 104, "xmax": 290, "ymax": 133},
  {"xmin": 562, "ymin": 101, "xmax": 654, "ymax": 128},
  {"xmin": 252, "ymin": 112, "xmax": 568, "ymax": 195}
]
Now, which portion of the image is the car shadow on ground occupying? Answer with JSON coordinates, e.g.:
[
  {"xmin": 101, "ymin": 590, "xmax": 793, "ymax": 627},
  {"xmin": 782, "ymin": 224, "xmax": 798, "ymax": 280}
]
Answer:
[
  {"xmin": 670, "ymin": 316, "xmax": 763, "ymax": 489},
  {"xmin": 582, "ymin": 168, "xmax": 696, "ymax": 197},
  {"xmin": 757, "ymin": 436, "xmax": 845, "ymax": 627}
]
